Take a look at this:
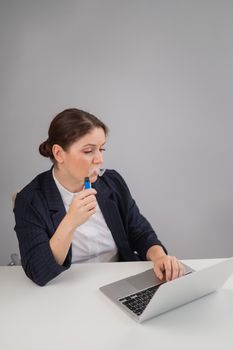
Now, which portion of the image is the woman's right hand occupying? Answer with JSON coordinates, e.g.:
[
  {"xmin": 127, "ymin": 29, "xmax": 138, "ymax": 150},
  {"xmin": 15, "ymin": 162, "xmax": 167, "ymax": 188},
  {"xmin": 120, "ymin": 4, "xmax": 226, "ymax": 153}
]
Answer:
[{"xmin": 66, "ymin": 188, "xmax": 97, "ymax": 229}]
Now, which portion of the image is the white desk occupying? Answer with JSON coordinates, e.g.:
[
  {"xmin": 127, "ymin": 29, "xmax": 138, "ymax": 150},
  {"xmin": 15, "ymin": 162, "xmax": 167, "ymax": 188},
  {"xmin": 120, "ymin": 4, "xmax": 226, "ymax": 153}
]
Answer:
[{"xmin": 1, "ymin": 259, "xmax": 233, "ymax": 350}]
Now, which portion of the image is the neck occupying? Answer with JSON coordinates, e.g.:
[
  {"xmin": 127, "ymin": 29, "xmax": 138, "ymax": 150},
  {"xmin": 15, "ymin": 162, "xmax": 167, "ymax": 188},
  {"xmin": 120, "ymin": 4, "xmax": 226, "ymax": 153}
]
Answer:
[{"xmin": 53, "ymin": 167, "xmax": 83, "ymax": 193}]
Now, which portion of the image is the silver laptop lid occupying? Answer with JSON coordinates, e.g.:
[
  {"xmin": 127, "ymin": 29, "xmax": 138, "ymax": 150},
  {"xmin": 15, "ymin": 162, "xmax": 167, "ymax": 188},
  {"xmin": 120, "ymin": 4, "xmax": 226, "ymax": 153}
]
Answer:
[{"xmin": 139, "ymin": 257, "xmax": 233, "ymax": 322}]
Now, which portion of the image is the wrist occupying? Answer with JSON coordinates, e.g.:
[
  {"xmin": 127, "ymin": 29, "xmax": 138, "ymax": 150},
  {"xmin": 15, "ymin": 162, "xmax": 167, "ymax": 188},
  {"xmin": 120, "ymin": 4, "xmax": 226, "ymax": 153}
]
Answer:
[
  {"xmin": 60, "ymin": 214, "xmax": 77, "ymax": 235},
  {"xmin": 146, "ymin": 245, "xmax": 166, "ymax": 262}
]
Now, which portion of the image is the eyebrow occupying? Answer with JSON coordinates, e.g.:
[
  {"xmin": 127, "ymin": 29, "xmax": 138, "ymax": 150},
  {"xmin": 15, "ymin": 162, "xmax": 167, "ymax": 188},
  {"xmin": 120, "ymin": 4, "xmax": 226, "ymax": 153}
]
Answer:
[{"xmin": 82, "ymin": 143, "xmax": 106, "ymax": 148}]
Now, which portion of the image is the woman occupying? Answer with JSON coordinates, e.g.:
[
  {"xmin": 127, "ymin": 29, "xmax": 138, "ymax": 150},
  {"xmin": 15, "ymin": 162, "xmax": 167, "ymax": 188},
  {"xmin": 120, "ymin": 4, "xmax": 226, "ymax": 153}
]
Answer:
[{"xmin": 14, "ymin": 108, "xmax": 184, "ymax": 286}]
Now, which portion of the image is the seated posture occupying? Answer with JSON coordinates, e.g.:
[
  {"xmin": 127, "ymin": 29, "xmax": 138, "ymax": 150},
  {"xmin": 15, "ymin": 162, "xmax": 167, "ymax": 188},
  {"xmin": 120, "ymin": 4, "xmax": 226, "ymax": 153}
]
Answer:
[{"xmin": 14, "ymin": 108, "xmax": 184, "ymax": 286}]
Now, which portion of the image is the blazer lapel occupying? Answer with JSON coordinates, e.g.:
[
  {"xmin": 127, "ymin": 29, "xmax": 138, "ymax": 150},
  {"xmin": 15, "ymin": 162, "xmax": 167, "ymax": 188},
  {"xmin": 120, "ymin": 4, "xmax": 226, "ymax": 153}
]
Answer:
[
  {"xmin": 94, "ymin": 178, "xmax": 130, "ymax": 254},
  {"xmin": 41, "ymin": 169, "xmax": 66, "ymax": 234},
  {"xmin": 41, "ymin": 169, "xmax": 72, "ymax": 262}
]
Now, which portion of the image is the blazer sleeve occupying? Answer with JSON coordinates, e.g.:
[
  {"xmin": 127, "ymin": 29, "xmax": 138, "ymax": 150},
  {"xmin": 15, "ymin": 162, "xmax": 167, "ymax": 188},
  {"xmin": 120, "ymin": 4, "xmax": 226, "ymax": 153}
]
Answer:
[
  {"xmin": 109, "ymin": 170, "xmax": 167, "ymax": 260},
  {"xmin": 14, "ymin": 192, "xmax": 71, "ymax": 286}
]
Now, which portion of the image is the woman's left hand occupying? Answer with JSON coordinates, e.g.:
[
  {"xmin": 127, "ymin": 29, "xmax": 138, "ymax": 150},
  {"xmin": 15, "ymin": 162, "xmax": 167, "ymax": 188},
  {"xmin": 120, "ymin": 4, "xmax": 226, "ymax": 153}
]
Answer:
[
  {"xmin": 146, "ymin": 245, "xmax": 185, "ymax": 281},
  {"xmin": 152, "ymin": 255, "xmax": 185, "ymax": 281}
]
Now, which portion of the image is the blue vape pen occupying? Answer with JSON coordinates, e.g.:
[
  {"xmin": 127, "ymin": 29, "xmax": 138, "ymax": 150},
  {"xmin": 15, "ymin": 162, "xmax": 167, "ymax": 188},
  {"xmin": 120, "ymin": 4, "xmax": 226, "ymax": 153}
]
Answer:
[{"xmin": 84, "ymin": 177, "xmax": 91, "ymax": 189}]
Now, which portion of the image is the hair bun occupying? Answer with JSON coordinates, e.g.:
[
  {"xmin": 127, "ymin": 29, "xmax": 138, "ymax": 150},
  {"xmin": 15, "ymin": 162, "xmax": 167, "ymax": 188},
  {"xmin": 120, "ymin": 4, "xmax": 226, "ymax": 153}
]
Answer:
[{"xmin": 39, "ymin": 140, "xmax": 53, "ymax": 158}]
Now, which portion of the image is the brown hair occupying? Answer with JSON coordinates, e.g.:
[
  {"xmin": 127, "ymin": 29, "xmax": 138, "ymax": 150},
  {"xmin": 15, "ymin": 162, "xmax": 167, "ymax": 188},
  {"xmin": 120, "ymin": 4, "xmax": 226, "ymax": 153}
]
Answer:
[{"xmin": 39, "ymin": 108, "xmax": 108, "ymax": 162}]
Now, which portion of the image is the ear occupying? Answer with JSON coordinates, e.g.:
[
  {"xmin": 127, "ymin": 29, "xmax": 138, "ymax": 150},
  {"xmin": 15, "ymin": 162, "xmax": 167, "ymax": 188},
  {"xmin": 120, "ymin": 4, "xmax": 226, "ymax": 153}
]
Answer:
[{"xmin": 52, "ymin": 144, "xmax": 65, "ymax": 163}]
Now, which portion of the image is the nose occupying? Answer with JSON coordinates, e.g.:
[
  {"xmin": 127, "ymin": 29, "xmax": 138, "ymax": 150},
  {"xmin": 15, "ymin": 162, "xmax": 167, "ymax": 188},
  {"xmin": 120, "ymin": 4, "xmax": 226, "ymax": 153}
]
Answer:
[{"xmin": 93, "ymin": 150, "xmax": 103, "ymax": 164}]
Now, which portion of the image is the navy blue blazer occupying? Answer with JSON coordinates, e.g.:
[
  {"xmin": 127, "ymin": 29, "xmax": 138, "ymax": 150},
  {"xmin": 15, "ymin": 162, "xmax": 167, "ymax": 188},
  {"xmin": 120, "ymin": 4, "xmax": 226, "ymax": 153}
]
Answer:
[{"xmin": 14, "ymin": 169, "xmax": 166, "ymax": 286}]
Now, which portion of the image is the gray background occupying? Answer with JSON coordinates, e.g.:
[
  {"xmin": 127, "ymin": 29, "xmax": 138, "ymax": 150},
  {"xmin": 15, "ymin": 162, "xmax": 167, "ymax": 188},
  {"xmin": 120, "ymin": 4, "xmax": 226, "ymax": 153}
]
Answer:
[{"xmin": 1, "ymin": 0, "xmax": 233, "ymax": 265}]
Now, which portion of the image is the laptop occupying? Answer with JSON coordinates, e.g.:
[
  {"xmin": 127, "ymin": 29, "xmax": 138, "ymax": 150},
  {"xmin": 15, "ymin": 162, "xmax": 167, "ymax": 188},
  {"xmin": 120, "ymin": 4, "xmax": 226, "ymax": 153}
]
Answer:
[{"xmin": 100, "ymin": 257, "xmax": 233, "ymax": 322}]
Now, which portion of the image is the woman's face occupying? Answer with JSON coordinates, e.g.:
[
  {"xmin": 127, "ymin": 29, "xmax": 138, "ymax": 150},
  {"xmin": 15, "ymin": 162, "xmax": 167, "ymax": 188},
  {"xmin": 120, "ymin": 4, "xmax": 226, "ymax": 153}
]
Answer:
[{"xmin": 53, "ymin": 127, "xmax": 106, "ymax": 191}]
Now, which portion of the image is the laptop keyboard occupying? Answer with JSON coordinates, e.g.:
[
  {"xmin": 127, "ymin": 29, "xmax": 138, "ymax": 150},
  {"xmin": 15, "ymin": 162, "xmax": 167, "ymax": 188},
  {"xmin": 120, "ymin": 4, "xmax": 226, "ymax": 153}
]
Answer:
[{"xmin": 119, "ymin": 285, "xmax": 159, "ymax": 316}]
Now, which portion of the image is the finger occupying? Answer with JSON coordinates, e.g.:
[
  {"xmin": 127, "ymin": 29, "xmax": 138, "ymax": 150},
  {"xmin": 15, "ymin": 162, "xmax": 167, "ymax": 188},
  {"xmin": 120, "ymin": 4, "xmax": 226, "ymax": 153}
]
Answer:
[
  {"xmin": 82, "ymin": 195, "xmax": 97, "ymax": 207},
  {"xmin": 170, "ymin": 256, "xmax": 179, "ymax": 280},
  {"xmin": 153, "ymin": 263, "xmax": 165, "ymax": 281},
  {"xmin": 77, "ymin": 189, "xmax": 97, "ymax": 200},
  {"xmin": 85, "ymin": 207, "xmax": 97, "ymax": 216},
  {"xmin": 163, "ymin": 259, "xmax": 172, "ymax": 281},
  {"xmin": 84, "ymin": 201, "xmax": 97, "ymax": 212},
  {"xmin": 178, "ymin": 262, "xmax": 185, "ymax": 277}
]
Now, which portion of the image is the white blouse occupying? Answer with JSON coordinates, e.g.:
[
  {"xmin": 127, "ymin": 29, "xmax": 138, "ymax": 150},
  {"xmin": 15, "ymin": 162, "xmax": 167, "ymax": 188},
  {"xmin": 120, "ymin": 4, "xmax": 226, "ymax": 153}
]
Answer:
[{"xmin": 52, "ymin": 170, "xmax": 118, "ymax": 263}]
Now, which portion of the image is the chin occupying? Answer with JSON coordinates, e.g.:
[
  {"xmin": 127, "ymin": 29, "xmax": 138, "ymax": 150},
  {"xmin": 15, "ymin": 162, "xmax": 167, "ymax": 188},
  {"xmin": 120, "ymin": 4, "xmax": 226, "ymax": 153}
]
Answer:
[{"xmin": 90, "ymin": 174, "xmax": 98, "ymax": 182}]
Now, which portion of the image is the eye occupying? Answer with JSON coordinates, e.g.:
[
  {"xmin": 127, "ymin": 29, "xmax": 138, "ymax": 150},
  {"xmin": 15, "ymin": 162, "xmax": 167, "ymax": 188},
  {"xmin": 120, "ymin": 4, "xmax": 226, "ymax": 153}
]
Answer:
[
  {"xmin": 83, "ymin": 150, "xmax": 93, "ymax": 154},
  {"xmin": 100, "ymin": 148, "xmax": 106, "ymax": 152}
]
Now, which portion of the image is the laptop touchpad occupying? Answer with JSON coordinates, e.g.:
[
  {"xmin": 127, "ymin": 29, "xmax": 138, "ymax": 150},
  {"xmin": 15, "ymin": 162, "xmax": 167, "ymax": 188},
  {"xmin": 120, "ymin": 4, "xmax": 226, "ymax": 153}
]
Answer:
[{"xmin": 126, "ymin": 268, "xmax": 164, "ymax": 290}]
